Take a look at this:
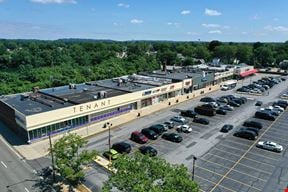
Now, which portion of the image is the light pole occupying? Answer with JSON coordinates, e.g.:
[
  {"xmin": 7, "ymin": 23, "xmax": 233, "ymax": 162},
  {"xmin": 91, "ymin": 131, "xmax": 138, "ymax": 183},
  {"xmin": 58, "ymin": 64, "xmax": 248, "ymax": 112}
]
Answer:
[
  {"xmin": 104, "ymin": 122, "xmax": 112, "ymax": 151},
  {"xmin": 192, "ymin": 156, "xmax": 197, "ymax": 181},
  {"xmin": 48, "ymin": 134, "xmax": 56, "ymax": 182}
]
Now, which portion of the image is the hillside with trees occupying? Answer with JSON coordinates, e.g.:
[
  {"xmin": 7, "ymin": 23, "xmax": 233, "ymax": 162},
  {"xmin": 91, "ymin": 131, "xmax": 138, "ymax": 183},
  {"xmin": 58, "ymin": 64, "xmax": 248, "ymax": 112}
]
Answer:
[{"xmin": 0, "ymin": 39, "xmax": 287, "ymax": 95}]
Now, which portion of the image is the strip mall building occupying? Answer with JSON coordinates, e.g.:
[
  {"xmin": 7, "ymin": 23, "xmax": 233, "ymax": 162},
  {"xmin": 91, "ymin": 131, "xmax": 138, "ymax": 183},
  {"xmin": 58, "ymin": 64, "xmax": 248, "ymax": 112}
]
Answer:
[{"xmin": 0, "ymin": 64, "xmax": 256, "ymax": 143}]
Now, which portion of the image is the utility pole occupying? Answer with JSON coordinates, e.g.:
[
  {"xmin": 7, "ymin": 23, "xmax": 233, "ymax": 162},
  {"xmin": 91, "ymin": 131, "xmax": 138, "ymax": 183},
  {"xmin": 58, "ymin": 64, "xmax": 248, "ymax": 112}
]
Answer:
[{"xmin": 49, "ymin": 134, "xmax": 56, "ymax": 182}]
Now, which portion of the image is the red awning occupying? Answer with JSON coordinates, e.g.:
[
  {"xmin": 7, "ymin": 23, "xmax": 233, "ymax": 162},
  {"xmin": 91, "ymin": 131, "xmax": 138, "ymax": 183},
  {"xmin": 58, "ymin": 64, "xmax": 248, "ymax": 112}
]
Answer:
[{"xmin": 240, "ymin": 69, "xmax": 258, "ymax": 77}]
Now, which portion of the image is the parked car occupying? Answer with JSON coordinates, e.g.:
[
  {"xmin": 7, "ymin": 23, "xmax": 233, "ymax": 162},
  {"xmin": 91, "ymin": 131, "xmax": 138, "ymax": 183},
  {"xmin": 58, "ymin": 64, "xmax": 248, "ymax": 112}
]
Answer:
[
  {"xmin": 141, "ymin": 128, "xmax": 159, "ymax": 140},
  {"xmin": 103, "ymin": 149, "xmax": 119, "ymax": 160},
  {"xmin": 255, "ymin": 101, "xmax": 263, "ymax": 106},
  {"xmin": 256, "ymin": 141, "xmax": 283, "ymax": 152},
  {"xmin": 270, "ymin": 105, "xmax": 284, "ymax": 112},
  {"xmin": 239, "ymin": 127, "xmax": 259, "ymax": 136},
  {"xmin": 193, "ymin": 117, "xmax": 209, "ymax": 125},
  {"xmin": 228, "ymin": 101, "xmax": 240, "ymax": 107},
  {"xmin": 216, "ymin": 108, "xmax": 227, "ymax": 115},
  {"xmin": 255, "ymin": 111, "xmax": 276, "ymax": 121},
  {"xmin": 162, "ymin": 133, "xmax": 183, "ymax": 143},
  {"xmin": 139, "ymin": 146, "xmax": 158, "ymax": 156},
  {"xmin": 219, "ymin": 105, "xmax": 233, "ymax": 111},
  {"xmin": 260, "ymin": 108, "xmax": 279, "ymax": 116},
  {"xmin": 200, "ymin": 97, "xmax": 216, "ymax": 103},
  {"xmin": 220, "ymin": 124, "xmax": 234, "ymax": 133},
  {"xmin": 149, "ymin": 124, "xmax": 166, "ymax": 135},
  {"xmin": 112, "ymin": 142, "xmax": 132, "ymax": 154},
  {"xmin": 176, "ymin": 124, "xmax": 192, "ymax": 133},
  {"xmin": 243, "ymin": 121, "xmax": 263, "ymax": 129},
  {"xmin": 163, "ymin": 121, "xmax": 175, "ymax": 129},
  {"xmin": 130, "ymin": 131, "xmax": 148, "ymax": 144},
  {"xmin": 170, "ymin": 116, "xmax": 186, "ymax": 124},
  {"xmin": 233, "ymin": 130, "xmax": 257, "ymax": 140},
  {"xmin": 194, "ymin": 106, "xmax": 216, "ymax": 116},
  {"xmin": 180, "ymin": 110, "xmax": 197, "ymax": 118}
]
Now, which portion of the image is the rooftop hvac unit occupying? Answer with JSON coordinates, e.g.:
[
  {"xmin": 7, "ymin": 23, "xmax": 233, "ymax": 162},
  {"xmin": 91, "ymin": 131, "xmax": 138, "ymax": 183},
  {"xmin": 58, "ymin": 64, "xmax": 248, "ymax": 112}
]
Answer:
[
  {"xmin": 83, "ymin": 88, "xmax": 88, "ymax": 92},
  {"xmin": 20, "ymin": 94, "xmax": 29, "ymax": 101},
  {"xmin": 98, "ymin": 91, "xmax": 107, "ymax": 98},
  {"xmin": 69, "ymin": 83, "xmax": 76, "ymax": 89},
  {"xmin": 63, "ymin": 98, "xmax": 68, "ymax": 102},
  {"xmin": 93, "ymin": 95, "xmax": 98, "ymax": 100}
]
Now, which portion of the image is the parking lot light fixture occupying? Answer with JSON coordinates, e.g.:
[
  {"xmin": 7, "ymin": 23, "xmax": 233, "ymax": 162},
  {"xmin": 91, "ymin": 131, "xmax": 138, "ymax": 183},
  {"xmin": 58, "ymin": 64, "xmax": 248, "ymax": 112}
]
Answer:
[{"xmin": 192, "ymin": 156, "xmax": 197, "ymax": 181}]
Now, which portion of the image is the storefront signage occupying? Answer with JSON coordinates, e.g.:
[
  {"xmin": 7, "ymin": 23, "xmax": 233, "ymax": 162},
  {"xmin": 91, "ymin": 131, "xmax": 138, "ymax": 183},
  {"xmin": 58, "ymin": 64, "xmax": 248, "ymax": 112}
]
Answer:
[{"xmin": 73, "ymin": 99, "xmax": 111, "ymax": 113}]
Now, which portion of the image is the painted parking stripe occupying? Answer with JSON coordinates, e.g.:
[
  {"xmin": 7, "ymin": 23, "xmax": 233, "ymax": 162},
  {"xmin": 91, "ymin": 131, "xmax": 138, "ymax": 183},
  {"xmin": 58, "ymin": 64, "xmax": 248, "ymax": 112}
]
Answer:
[
  {"xmin": 222, "ymin": 139, "xmax": 251, "ymax": 148},
  {"xmin": 261, "ymin": 134, "xmax": 288, "ymax": 144},
  {"xmin": 209, "ymin": 110, "xmax": 288, "ymax": 192},
  {"xmin": 213, "ymin": 147, "xmax": 275, "ymax": 168},
  {"xmin": 263, "ymin": 131, "xmax": 288, "ymax": 141},
  {"xmin": 1, "ymin": 161, "xmax": 7, "ymax": 168},
  {"xmin": 217, "ymin": 143, "xmax": 248, "ymax": 153},
  {"xmin": 246, "ymin": 150, "xmax": 282, "ymax": 161},
  {"xmin": 197, "ymin": 162, "xmax": 267, "ymax": 183},
  {"xmin": 195, "ymin": 175, "xmax": 237, "ymax": 192}
]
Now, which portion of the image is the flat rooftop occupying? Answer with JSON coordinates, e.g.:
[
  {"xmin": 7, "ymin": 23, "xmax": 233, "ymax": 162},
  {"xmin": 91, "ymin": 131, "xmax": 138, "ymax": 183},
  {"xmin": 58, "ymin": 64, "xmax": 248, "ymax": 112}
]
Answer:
[
  {"xmin": 41, "ymin": 83, "xmax": 128, "ymax": 104},
  {"xmin": 92, "ymin": 75, "xmax": 167, "ymax": 92},
  {"xmin": 1, "ymin": 83, "xmax": 129, "ymax": 116}
]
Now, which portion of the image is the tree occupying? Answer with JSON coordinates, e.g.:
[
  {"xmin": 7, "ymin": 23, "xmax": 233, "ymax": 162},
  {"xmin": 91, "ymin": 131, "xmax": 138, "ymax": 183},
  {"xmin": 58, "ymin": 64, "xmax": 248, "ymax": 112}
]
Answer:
[
  {"xmin": 194, "ymin": 46, "xmax": 210, "ymax": 60},
  {"xmin": 235, "ymin": 45, "xmax": 252, "ymax": 63},
  {"xmin": 214, "ymin": 45, "xmax": 236, "ymax": 64},
  {"xmin": 51, "ymin": 133, "xmax": 97, "ymax": 186},
  {"xmin": 102, "ymin": 152, "xmax": 199, "ymax": 192},
  {"xmin": 208, "ymin": 40, "xmax": 222, "ymax": 52},
  {"xmin": 254, "ymin": 46, "xmax": 274, "ymax": 67}
]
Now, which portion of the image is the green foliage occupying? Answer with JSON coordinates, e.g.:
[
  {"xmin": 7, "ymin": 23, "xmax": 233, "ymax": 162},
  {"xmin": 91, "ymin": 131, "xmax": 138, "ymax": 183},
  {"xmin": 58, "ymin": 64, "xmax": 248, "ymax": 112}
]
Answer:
[
  {"xmin": 102, "ymin": 152, "xmax": 199, "ymax": 192},
  {"xmin": 52, "ymin": 133, "xmax": 97, "ymax": 185},
  {"xmin": 0, "ymin": 39, "xmax": 287, "ymax": 95}
]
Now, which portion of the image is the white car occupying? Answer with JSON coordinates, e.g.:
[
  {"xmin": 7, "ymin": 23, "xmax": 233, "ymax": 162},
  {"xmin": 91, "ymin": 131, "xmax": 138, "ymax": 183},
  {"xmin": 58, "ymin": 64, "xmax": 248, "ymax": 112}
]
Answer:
[
  {"xmin": 176, "ymin": 124, "xmax": 192, "ymax": 133},
  {"xmin": 267, "ymin": 106, "xmax": 284, "ymax": 113},
  {"xmin": 272, "ymin": 105, "xmax": 284, "ymax": 112},
  {"xmin": 170, "ymin": 116, "xmax": 186, "ymax": 124},
  {"xmin": 256, "ymin": 141, "xmax": 283, "ymax": 152}
]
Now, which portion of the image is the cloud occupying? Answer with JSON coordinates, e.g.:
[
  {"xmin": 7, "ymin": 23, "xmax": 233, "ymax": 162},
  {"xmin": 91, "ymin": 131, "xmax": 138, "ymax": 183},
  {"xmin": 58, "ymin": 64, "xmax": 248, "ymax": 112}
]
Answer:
[
  {"xmin": 181, "ymin": 10, "xmax": 191, "ymax": 15},
  {"xmin": 30, "ymin": 0, "xmax": 77, "ymax": 4},
  {"xmin": 167, "ymin": 22, "xmax": 181, "ymax": 27},
  {"xmin": 187, "ymin": 32, "xmax": 198, "ymax": 35},
  {"xmin": 202, "ymin": 23, "xmax": 221, "ymax": 28},
  {"xmin": 130, "ymin": 19, "xmax": 143, "ymax": 24},
  {"xmin": 202, "ymin": 23, "xmax": 230, "ymax": 30},
  {"xmin": 251, "ymin": 14, "xmax": 260, "ymax": 20},
  {"xmin": 208, "ymin": 30, "xmax": 222, "ymax": 34},
  {"xmin": 0, "ymin": 0, "xmax": 5, "ymax": 2},
  {"xmin": 117, "ymin": 3, "xmax": 130, "ymax": 8},
  {"xmin": 264, "ymin": 25, "xmax": 288, "ymax": 32},
  {"xmin": 205, "ymin": 8, "xmax": 222, "ymax": 16}
]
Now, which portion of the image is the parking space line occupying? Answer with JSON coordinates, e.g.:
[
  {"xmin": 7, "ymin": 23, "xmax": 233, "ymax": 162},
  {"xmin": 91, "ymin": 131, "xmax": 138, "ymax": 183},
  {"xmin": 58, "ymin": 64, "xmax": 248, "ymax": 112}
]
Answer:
[
  {"xmin": 210, "ymin": 109, "xmax": 287, "ymax": 192},
  {"xmin": 261, "ymin": 134, "xmax": 288, "ymax": 144},
  {"xmin": 225, "ymin": 176, "xmax": 262, "ymax": 191},
  {"xmin": 195, "ymin": 175, "xmax": 237, "ymax": 192},
  {"xmin": 212, "ymin": 148, "xmax": 241, "ymax": 158},
  {"xmin": 246, "ymin": 151, "xmax": 281, "ymax": 161},
  {"xmin": 198, "ymin": 158, "xmax": 232, "ymax": 170},
  {"xmin": 222, "ymin": 139, "xmax": 251, "ymax": 147},
  {"xmin": 249, "ymin": 147, "xmax": 282, "ymax": 161},
  {"xmin": 264, "ymin": 130, "xmax": 288, "ymax": 140},
  {"xmin": 205, "ymin": 152, "xmax": 238, "ymax": 163},
  {"xmin": 197, "ymin": 163, "xmax": 267, "ymax": 183},
  {"xmin": 222, "ymin": 177, "xmax": 262, "ymax": 192},
  {"xmin": 211, "ymin": 147, "xmax": 276, "ymax": 169},
  {"xmin": 242, "ymin": 156, "xmax": 276, "ymax": 168},
  {"xmin": 217, "ymin": 143, "xmax": 248, "ymax": 153}
]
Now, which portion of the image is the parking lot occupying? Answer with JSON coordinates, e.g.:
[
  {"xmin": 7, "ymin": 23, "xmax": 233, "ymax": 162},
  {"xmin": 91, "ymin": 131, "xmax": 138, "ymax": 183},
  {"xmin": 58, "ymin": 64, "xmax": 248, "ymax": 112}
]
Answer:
[
  {"xmin": 84, "ymin": 74, "xmax": 288, "ymax": 191},
  {"xmin": 194, "ymin": 107, "xmax": 288, "ymax": 192}
]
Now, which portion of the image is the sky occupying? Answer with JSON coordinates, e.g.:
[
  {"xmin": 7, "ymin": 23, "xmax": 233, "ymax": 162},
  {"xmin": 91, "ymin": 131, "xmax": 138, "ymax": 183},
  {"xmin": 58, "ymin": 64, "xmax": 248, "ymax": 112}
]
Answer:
[{"xmin": 0, "ymin": 0, "xmax": 287, "ymax": 42}]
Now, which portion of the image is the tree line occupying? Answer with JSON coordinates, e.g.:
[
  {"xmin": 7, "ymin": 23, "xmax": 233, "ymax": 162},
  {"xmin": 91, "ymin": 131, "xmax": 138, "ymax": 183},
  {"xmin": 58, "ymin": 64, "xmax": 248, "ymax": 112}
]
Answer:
[{"xmin": 0, "ymin": 39, "xmax": 288, "ymax": 95}]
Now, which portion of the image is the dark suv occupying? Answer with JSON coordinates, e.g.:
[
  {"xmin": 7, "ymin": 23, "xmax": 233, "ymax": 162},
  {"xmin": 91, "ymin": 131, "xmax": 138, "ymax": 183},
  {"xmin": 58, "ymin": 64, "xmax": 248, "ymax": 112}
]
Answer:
[
  {"xmin": 180, "ymin": 110, "xmax": 197, "ymax": 118},
  {"xmin": 233, "ymin": 130, "xmax": 257, "ymax": 140},
  {"xmin": 141, "ymin": 128, "xmax": 159, "ymax": 140},
  {"xmin": 149, "ymin": 125, "xmax": 166, "ymax": 135},
  {"xmin": 112, "ymin": 142, "xmax": 132, "ymax": 154},
  {"xmin": 243, "ymin": 121, "xmax": 263, "ymax": 129}
]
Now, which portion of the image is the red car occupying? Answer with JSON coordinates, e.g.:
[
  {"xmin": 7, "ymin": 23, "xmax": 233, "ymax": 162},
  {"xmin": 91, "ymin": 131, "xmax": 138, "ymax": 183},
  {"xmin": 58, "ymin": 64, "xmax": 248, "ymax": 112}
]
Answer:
[{"xmin": 130, "ymin": 131, "xmax": 148, "ymax": 144}]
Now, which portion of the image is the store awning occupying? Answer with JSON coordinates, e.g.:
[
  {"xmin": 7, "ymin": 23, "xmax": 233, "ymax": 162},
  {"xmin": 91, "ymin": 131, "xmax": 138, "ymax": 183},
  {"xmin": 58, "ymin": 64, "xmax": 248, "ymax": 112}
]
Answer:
[{"xmin": 240, "ymin": 69, "xmax": 258, "ymax": 77}]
